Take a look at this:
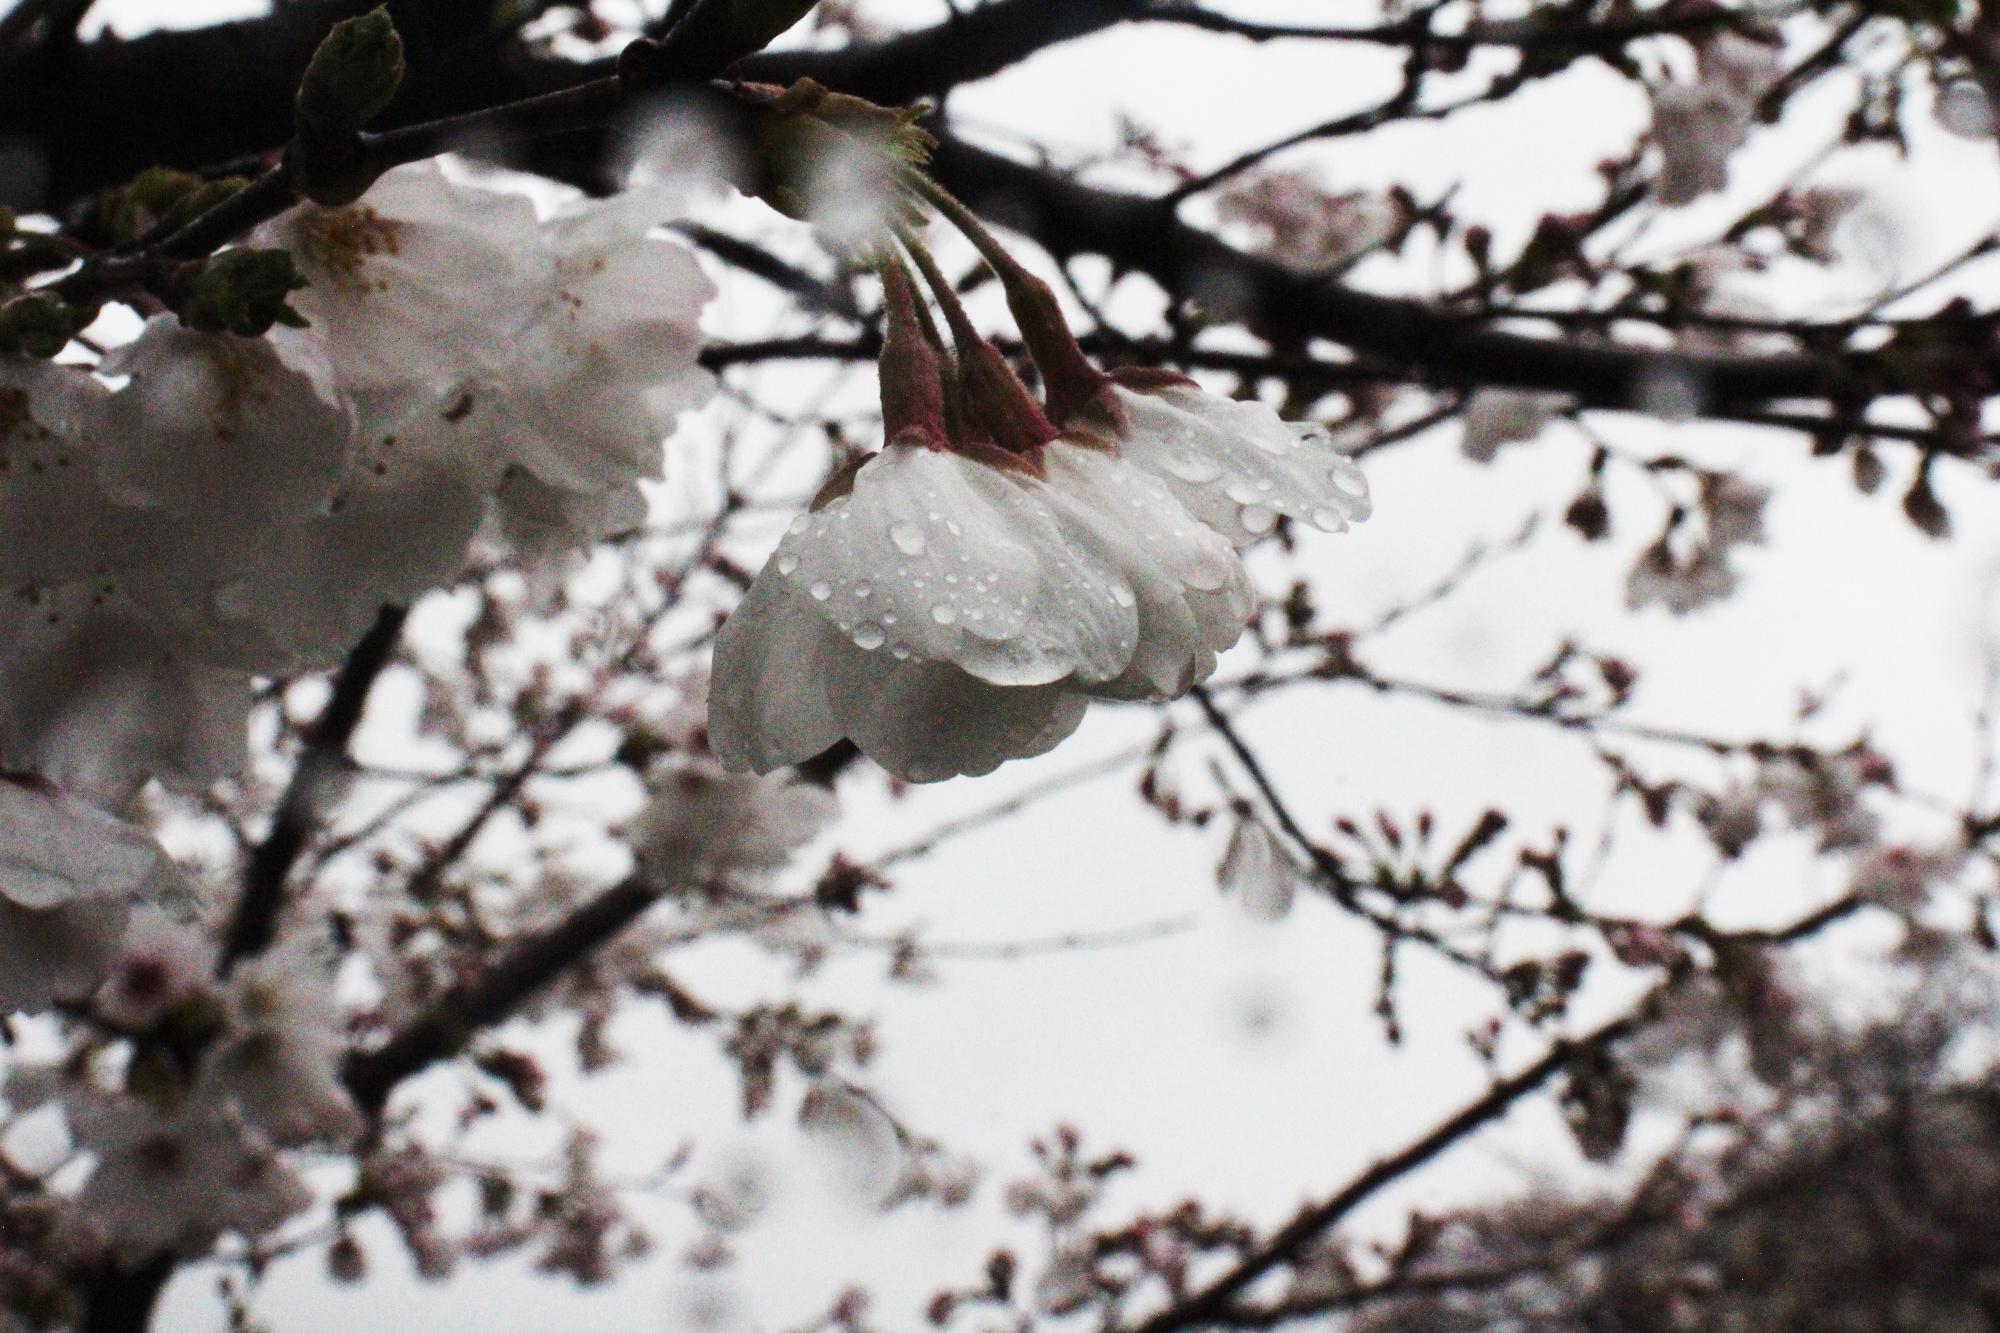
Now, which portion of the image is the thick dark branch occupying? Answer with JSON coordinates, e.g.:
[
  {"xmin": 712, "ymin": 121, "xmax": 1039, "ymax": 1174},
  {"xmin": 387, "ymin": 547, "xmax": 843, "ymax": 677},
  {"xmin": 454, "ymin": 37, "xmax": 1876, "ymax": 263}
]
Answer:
[
  {"xmin": 926, "ymin": 135, "xmax": 1854, "ymax": 415},
  {"xmin": 1147, "ymin": 2, "xmax": 1774, "ymax": 53},
  {"xmin": 0, "ymin": 0, "xmax": 1148, "ymax": 211},
  {"xmin": 75, "ymin": 1255, "xmax": 174, "ymax": 1333},
  {"xmin": 731, "ymin": 0, "xmax": 1149, "ymax": 103},
  {"xmin": 217, "ymin": 604, "xmax": 408, "ymax": 976}
]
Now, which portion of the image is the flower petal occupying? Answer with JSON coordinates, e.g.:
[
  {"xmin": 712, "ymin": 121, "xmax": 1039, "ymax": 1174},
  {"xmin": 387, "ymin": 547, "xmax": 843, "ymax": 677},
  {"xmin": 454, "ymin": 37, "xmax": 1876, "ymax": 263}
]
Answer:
[
  {"xmin": 1107, "ymin": 384, "xmax": 1371, "ymax": 545},
  {"xmin": 772, "ymin": 444, "xmax": 1138, "ymax": 687},
  {"xmin": 708, "ymin": 572, "xmax": 845, "ymax": 775}
]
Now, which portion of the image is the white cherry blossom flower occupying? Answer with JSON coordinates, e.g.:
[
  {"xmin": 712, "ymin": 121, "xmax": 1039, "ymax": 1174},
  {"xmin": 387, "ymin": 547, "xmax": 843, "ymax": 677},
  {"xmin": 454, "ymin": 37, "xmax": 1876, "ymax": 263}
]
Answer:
[
  {"xmin": 94, "ymin": 909, "xmax": 212, "ymax": 1031},
  {"xmin": 351, "ymin": 190, "xmax": 717, "ymax": 552},
  {"xmin": 1217, "ymin": 818, "xmax": 1301, "ymax": 923},
  {"xmin": 636, "ymin": 756, "xmax": 836, "ymax": 883},
  {"xmin": 198, "ymin": 942, "xmax": 362, "ymax": 1146},
  {"xmin": 1217, "ymin": 171, "xmax": 1401, "ymax": 273},
  {"xmin": 0, "ymin": 777, "xmax": 181, "ymax": 1013},
  {"xmin": 710, "ymin": 438, "xmax": 1255, "ymax": 781},
  {"xmin": 92, "ymin": 319, "xmax": 352, "ymax": 523},
  {"xmin": 71, "ymin": 1099, "xmax": 312, "ymax": 1261},
  {"xmin": 257, "ymin": 160, "xmax": 551, "ymax": 394},
  {"xmin": 1460, "ymin": 388, "xmax": 1571, "ymax": 463},
  {"xmin": 1098, "ymin": 382, "xmax": 1371, "ymax": 545},
  {"xmin": 1650, "ymin": 83, "xmax": 1749, "ymax": 205}
]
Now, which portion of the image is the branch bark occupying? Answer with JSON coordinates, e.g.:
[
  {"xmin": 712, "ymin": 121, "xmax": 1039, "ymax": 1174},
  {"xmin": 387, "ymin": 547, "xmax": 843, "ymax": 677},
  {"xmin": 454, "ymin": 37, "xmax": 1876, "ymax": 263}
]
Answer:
[{"xmin": 217, "ymin": 604, "xmax": 408, "ymax": 976}]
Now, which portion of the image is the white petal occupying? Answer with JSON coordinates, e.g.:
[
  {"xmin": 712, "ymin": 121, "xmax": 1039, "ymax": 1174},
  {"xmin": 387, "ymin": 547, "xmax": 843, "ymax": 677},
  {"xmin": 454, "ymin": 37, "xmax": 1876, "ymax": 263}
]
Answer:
[
  {"xmin": 0, "ymin": 592, "xmax": 250, "ymax": 806},
  {"xmin": 773, "ymin": 444, "xmax": 1138, "ymax": 687},
  {"xmin": 1108, "ymin": 385, "xmax": 1371, "ymax": 545},
  {"xmin": 708, "ymin": 571, "xmax": 845, "ymax": 774},
  {"xmin": 0, "ymin": 893, "xmax": 131, "ymax": 1012},
  {"xmin": 94, "ymin": 319, "xmax": 352, "ymax": 521},
  {"xmin": 1040, "ymin": 440, "xmax": 1253, "ymax": 700},
  {"xmin": 475, "ymin": 215, "xmax": 716, "ymax": 495},
  {"xmin": 819, "ymin": 638, "xmax": 1088, "ymax": 783},
  {"xmin": 260, "ymin": 161, "xmax": 551, "ymax": 393},
  {"xmin": 0, "ymin": 780, "xmax": 162, "ymax": 909},
  {"xmin": 1218, "ymin": 820, "xmax": 1299, "ymax": 922},
  {"xmin": 0, "ymin": 360, "xmax": 138, "ymax": 587}
]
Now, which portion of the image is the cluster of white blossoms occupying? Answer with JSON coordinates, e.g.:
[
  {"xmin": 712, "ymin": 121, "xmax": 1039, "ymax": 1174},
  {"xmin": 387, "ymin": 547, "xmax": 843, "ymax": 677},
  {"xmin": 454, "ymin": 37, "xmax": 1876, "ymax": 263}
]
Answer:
[
  {"xmin": 710, "ymin": 235, "xmax": 1370, "ymax": 782},
  {"xmin": 0, "ymin": 161, "xmax": 714, "ymax": 1016}
]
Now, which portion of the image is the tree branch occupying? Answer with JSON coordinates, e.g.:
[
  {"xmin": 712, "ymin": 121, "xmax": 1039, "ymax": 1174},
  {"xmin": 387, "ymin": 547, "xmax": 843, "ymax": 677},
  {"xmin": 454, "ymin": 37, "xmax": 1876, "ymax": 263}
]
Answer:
[
  {"xmin": 342, "ymin": 873, "xmax": 665, "ymax": 1114},
  {"xmin": 217, "ymin": 604, "xmax": 408, "ymax": 976},
  {"xmin": 1123, "ymin": 988, "xmax": 1666, "ymax": 1333}
]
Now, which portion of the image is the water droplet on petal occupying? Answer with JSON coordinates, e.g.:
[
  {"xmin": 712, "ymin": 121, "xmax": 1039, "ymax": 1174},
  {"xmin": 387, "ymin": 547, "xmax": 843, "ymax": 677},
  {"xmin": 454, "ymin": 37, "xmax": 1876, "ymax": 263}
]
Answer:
[
  {"xmin": 881, "ymin": 613, "xmax": 897, "ymax": 625},
  {"xmin": 776, "ymin": 553, "xmax": 799, "ymax": 575},
  {"xmin": 1166, "ymin": 454, "xmax": 1224, "ymax": 483},
  {"xmin": 889, "ymin": 520, "xmax": 927, "ymax": 555},
  {"xmin": 890, "ymin": 642, "xmax": 912, "ymax": 659},
  {"xmin": 1311, "ymin": 508, "xmax": 1346, "ymax": 531},
  {"xmin": 1111, "ymin": 585, "xmax": 1136, "ymax": 608},
  {"xmin": 852, "ymin": 623, "xmax": 886, "ymax": 650},
  {"xmin": 932, "ymin": 604, "xmax": 958, "ymax": 625},
  {"xmin": 810, "ymin": 581, "xmax": 833, "ymax": 601},
  {"xmin": 854, "ymin": 581, "xmax": 873, "ymax": 599},
  {"xmin": 788, "ymin": 514, "xmax": 811, "ymax": 534},
  {"xmin": 1240, "ymin": 505, "xmax": 1277, "ymax": 535}
]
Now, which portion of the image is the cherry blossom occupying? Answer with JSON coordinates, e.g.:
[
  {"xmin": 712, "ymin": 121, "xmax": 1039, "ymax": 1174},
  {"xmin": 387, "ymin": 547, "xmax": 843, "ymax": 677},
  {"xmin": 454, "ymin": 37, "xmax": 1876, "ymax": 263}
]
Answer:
[
  {"xmin": 636, "ymin": 755, "xmax": 838, "ymax": 882},
  {"xmin": 1459, "ymin": 388, "xmax": 1571, "ymax": 463},
  {"xmin": 1092, "ymin": 381, "xmax": 1371, "ymax": 545},
  {"xmin": 1217, "ymin": 170, "xmax": 1402, "ymax": 273},
  {"xmin": 255, "ymin": 161, "xmax": 551, "ymax": 395},
  {"xmin": 1217, "ymin": 817, "xmax": 1301, "ymax": 923},
  {"xmin": 198, "ymin": 944, "xmax": 363, "ymax": 1147},
  {"xmin": 0, "ymin": 777, "xmax": 176, "ymax": 1012},
  {"xmin": 70, "ymin": 1100, "xmax": 312, "ymax": 1262}
]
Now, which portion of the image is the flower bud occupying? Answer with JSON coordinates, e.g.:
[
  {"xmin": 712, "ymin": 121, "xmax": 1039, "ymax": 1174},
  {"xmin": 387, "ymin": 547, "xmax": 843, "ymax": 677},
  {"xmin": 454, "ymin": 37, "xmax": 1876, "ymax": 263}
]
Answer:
[
  {"xmin": 296, "ymin": 6, "xmax": 406, "ymax": 136},
  {"xmin": 172, "ymin": 248, "xmax": 311, "ymax": 336},
  {"xmin": 0, "ymin": 292, "xmax": 88, "ymax": 358}
]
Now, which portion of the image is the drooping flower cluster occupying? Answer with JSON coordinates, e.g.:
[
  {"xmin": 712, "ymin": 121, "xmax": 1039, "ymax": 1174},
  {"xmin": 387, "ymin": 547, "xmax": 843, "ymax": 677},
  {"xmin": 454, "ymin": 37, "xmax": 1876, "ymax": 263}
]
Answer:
[
  {"xmin": 711, "ymin": 200, "xmax": 1369, "ymax": 781},
  {"xmin": 0, "ymin": 162, "xmax": 715, "ymax": 1016}
]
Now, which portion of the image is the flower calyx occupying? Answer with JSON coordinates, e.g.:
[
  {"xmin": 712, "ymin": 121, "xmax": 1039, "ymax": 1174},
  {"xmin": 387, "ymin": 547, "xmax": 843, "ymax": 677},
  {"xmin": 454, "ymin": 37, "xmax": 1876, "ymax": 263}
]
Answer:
[
  {"xmin": 161, "ymin": 248, "xmax": 312, "ymax": 338},
  {"xmin": 737, "ymin": 79, "xmax": 935, "ymax": 243}
]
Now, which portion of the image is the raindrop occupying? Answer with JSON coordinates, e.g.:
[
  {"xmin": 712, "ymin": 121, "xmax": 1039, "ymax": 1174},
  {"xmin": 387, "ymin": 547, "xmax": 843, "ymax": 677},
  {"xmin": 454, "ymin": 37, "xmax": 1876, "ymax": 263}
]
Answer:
[
  {"xmin": 809, "ymin": 582, "xmax": 832, "ymax": 601},
  {"xmin": 891, "ymin": 642, "xmax": 912, "ymax": 659},
  {"xmin": 1240, "ymin": 505, "xmax": 1277, "ymax": 535},
  {"xmin": 1311, "ymin": 508, "xmax": 1347, "ymax": 531},
  {"xmin": 889, "ymin": 520, "xmax": 927, "ymax": 556},
  {"xmin": 852, "ymin": 623, "xmax": 886, "ymax": 650},
  {"xmin": 776, "ymin": 553, "xmax": 799, "ymax": 575},
  {"xmin": 854, "ymin": 581, "xmax": 873, "ymax": 599},
  {"xmin": 1111, "ymin": 585, "xmax": 1136, "ymax": 608},
  {"xmin": 931, "ymin": 605, "xmax": 959, "ymax": 625},
  {"xmin": 788, "ymin": 514, "xmax": 811, "ymax": 535},
  {"xmin": 1165, "ymin": 454, "xmax": 1224, "ymax": 484}
]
